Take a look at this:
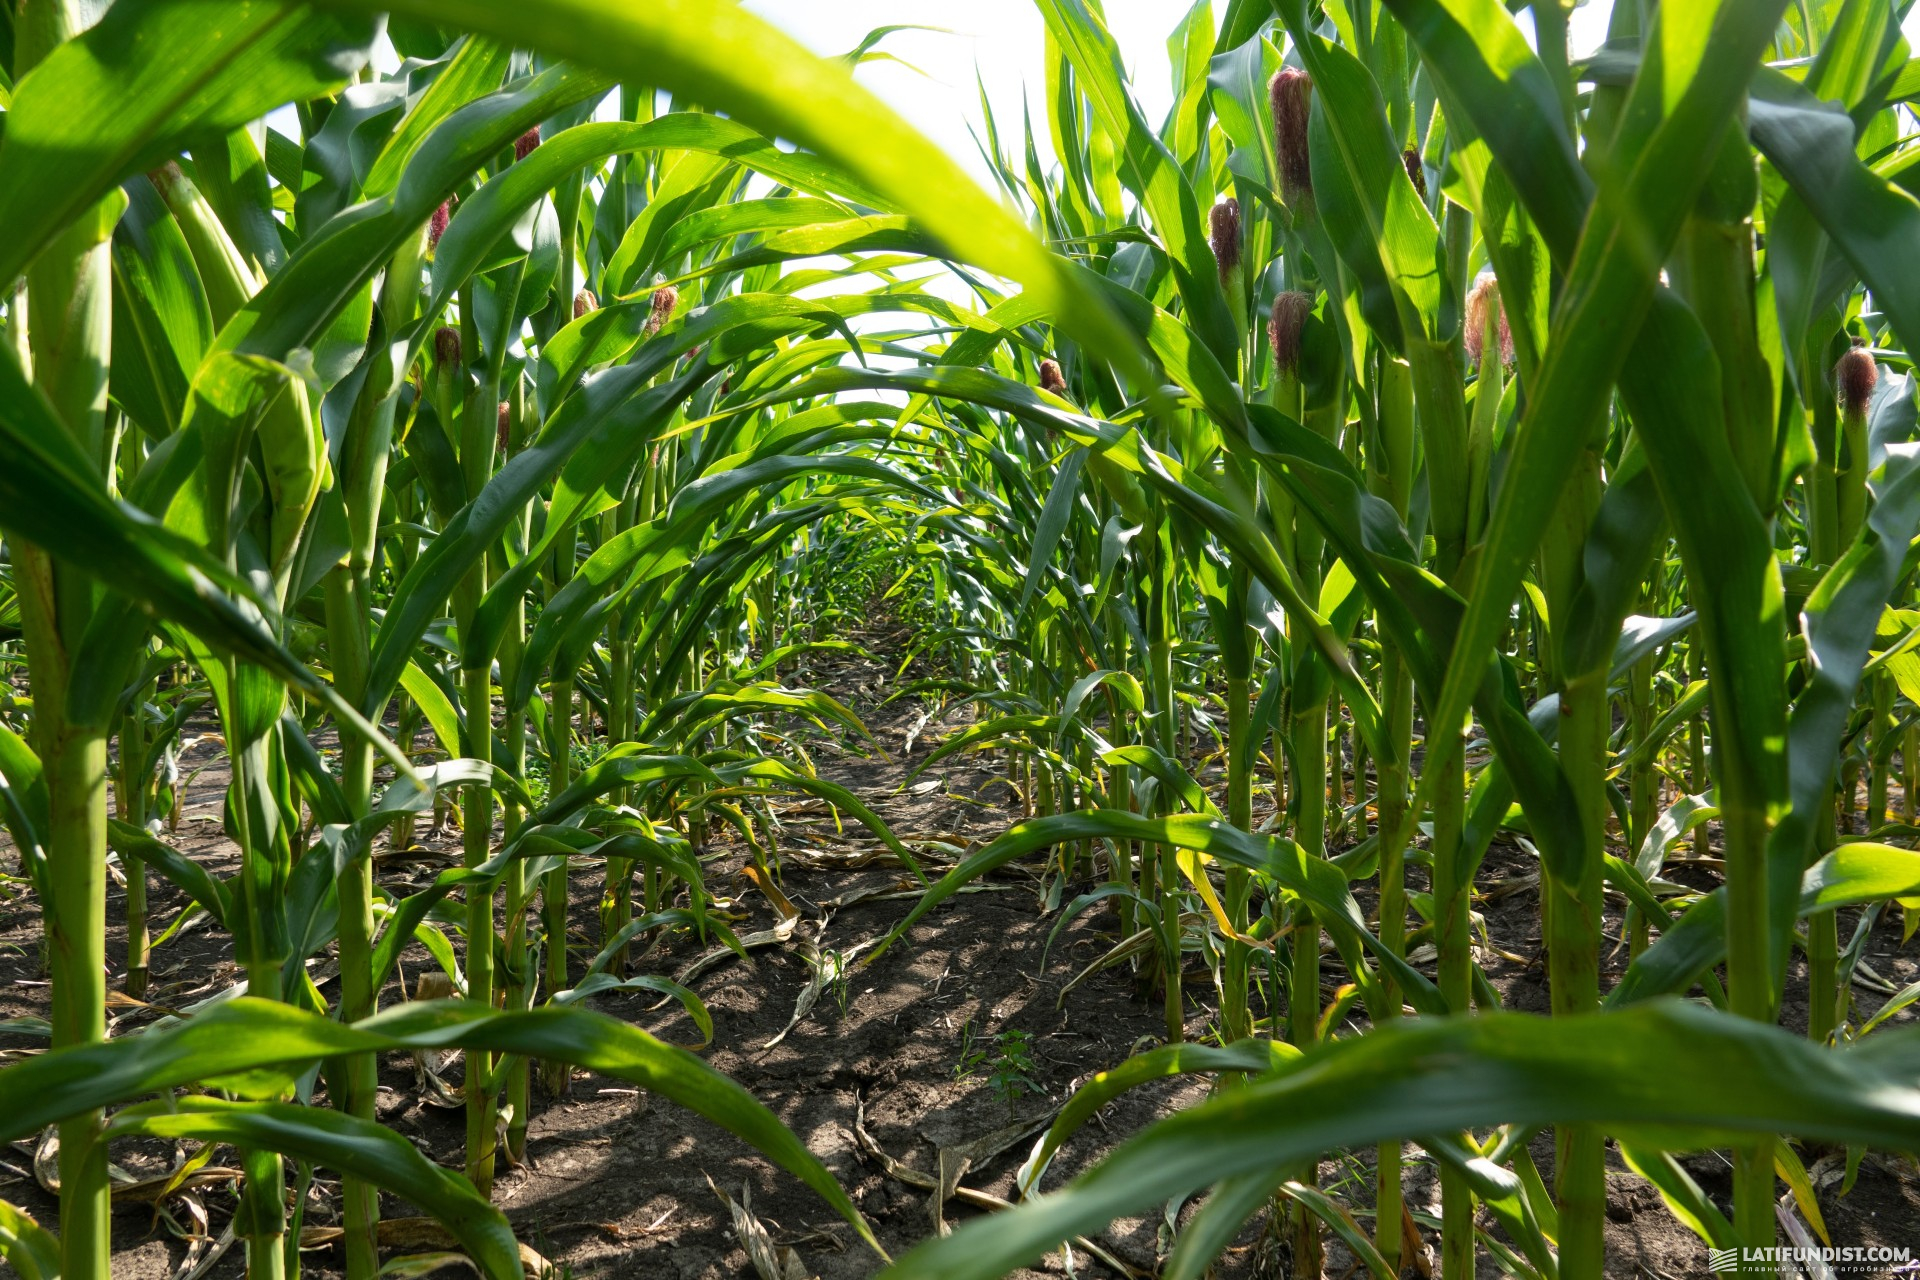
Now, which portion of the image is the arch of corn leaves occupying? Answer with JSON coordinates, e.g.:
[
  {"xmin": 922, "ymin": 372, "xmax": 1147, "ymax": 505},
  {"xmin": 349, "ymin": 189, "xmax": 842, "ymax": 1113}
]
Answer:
[{"xmin": 2, "ymin": 1, "xmax": 1920, "ymax": 1278}]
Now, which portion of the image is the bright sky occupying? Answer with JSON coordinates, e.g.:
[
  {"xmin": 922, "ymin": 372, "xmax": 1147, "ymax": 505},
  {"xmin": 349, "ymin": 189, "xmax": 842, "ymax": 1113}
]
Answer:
[
  {"xmin": 743, "ymin": 2, "xmax": 1920, "ymax": 190},
  {"xmin": 742, "ymin": 0, "xmax": 1620, "ymax": 188},
  {"xmin": 299, "ymin": 4, "xmax": 1920, "ymax": 197}
]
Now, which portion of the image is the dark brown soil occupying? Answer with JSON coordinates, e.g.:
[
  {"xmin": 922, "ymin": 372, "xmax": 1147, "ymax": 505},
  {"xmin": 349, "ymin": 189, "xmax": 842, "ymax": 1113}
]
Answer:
[{"xmin": 2, "ymin": 632, "xmax": 1918, "ymax": 1279}]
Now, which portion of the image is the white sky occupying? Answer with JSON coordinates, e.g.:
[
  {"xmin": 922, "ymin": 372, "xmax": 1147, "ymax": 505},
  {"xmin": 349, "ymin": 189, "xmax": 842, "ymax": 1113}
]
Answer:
[
  {"xmin": 265, "ymin": 2, "xmax": 1920, "ymax": 313},
  {"xmin": 743, "ymin": 0, "xmax": 1620, "ymax": 188},
  {"xmin": 716, "ymin": 2, "xmax": 1920, "ymax": 329},
  {"xmin": 743, "ymin": 2, "xmax": 1920, "ymax": 191},
  {"xmin": 304, "ymin": 4, "xmax": 1920, "ymax": 194}
]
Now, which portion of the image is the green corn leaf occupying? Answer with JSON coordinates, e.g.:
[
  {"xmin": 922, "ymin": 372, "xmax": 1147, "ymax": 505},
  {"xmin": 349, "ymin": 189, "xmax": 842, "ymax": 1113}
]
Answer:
[
  {"xmin": 0, "ymin": 0, "xmax": 376, "ymax": 287},
  {"xmin": 0, "ymin": 1199, "xmax": 60, "ymax": 1280},
  {"xmin": 104, "ymin": 1097, "xmax": 522, "ymax": 1280},
  {"xmin": 868, "ymin": 810, "xmax": 1445, "ymax": 1015},
  {"xmin": 221, "ymin": 60, "xmax": 614, "ymax": 364},
  {"xmin": 361, "ymin": 35, "xmax": 514, "ymax": 199},
  {"xmin": 1033, "ymin": 0, "xmax": 1239, "ymax": 366},
  {"xmin": 309, "ymin": 0, "xmax": 1153, "ymax": 384},
  {"xmin": 368, "ymin": 351, "xmax": 703, "ymax": 705},
  {"xmin": 107, "ymin": 820, "xmax": 233, "ymax": 927},
  {"xmin": 0, "ymin": 344, "xmax": 410, "ymax": 774},
  {"xmin": 1427, "ymin": 0, "xmax": 1791, "ymax": 836},
  {"xmin": 1022, "ymin": 1040, "xmax": 1296, "ymax": 1194},
  {"xmin": 877, "ymin": 1000, "xmax": 1920, "ymax": 1280},
  {"xmin": 1613, "ymin": 844, "xmax": 1920, "ymax": 1006},
  {"xmin": 432, "ymin": 114, "xmax": 890, "ymax": 316},
  {"xmin": 1161, "ymin": 1168, "xmax": 1292, "ymax": 1280},
  {"xmin": 1751, "ymin": 68, "xmax": 1920, "ymax": 359},
  {"xmin": 1378, "ymin": 0, "xmax": 1588, "ymax": 261},
  {"xmin": 0, "ymin": 997, "xmax": 880, "ymax": 1255},
  {"xmin": 1766, "ymin": 436, "xmax": 1920, "ymax": 987}
]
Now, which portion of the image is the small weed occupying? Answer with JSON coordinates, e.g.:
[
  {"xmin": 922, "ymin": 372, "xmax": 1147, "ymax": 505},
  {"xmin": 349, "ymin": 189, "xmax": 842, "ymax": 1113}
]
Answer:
[
  {"xmin": 954, "ymin": 1020, "xmax": 1041, "ymax": 1111},
  {"xmin": 824, "ymin": 947, "xmax": 852, "ymax": 1018}
]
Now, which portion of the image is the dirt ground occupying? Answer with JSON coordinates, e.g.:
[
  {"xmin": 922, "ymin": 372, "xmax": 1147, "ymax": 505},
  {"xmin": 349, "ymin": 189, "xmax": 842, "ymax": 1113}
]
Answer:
[{"xmin": 2, "ymin": 630, "xmax": 1919, "ymax": 1279}]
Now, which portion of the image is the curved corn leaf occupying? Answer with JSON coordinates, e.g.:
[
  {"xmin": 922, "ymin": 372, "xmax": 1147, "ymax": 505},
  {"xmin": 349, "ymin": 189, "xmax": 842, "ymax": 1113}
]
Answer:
[
  {"xmin": 0, "ymin": 0, "xmax": 376, "ymax": 287},
  {"xmin": 877, "ymin": 1000, "xmax": 1920, "ymax": 1280},
  {"xmin": 309, "ymin": 0, "xmax": 1152, "ymax": 385},
  {"xmin": 868, "ymin": 810, "xmax": 1445, "ymax": 1015},
  {"xmin": 1022, "ymin": 1039, "xmax": 1297, "ymax": 1194},
  {"xmin": 0, "ymin": 1199, "xmax": 59, "ymax": 1280},
  {"xmin": 104, "ymin": 1097, "xmax": 521, "ymax": 1279},
  {"xmin": 0, "ymin": 997, "xmax": 880, "ymax": 1255}
]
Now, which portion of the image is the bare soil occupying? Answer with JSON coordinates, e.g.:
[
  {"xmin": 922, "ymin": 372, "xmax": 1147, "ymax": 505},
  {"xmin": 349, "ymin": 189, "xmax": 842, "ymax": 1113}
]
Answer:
[{"xmin": 2, "ymin": 629, "xmax": 1919, "ymax": 1278}]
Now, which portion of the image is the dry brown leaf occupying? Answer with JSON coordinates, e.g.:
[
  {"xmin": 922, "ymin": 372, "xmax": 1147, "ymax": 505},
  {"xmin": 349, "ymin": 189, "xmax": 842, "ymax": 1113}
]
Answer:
[{"xmin": 706, "ymin": 1174, "xmax": 812, "ymax": 1280}]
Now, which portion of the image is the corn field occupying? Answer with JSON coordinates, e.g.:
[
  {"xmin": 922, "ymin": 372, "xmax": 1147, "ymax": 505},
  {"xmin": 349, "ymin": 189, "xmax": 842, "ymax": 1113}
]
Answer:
[{"xmin": 3, "ymin": 0, "xmax": 1920, "ymax": 1276}]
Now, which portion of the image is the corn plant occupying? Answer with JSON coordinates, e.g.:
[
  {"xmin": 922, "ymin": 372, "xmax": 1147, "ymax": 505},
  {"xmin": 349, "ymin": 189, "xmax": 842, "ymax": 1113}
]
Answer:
[
  {"xmin": 855, "ymin": 1, "xmax": 1920, "ymax": 1278},
  {"xmin": 0, "ymin": 1, "xmax": 1095, "ymax": 1276},
  {"xmin": 5, "ymin": 0, "xmax": 1920, "ymax": 1279}
]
